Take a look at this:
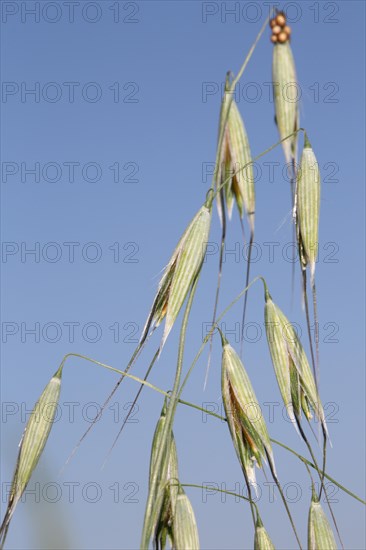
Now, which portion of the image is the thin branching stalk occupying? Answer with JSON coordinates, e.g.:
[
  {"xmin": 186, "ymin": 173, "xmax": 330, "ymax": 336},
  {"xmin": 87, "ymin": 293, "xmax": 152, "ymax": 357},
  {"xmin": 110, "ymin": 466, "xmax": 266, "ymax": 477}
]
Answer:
[
  {"xmin": 102, "ymin": 347, "xmax": 161, "ymax": 467},
  {"xmin": 141, "ymin": 277, "xmax": 199, "ymax": 549},
  {"xmin": 264, "ymin": 448, "xmax": 303, "ymax": 550},
  {"xmin": 295, "ymin": 416, "xmax": 344, "ymax": 549},
  {"xmin": 64, "ymin": 332, "xmax": 152, "ymax": 467}
]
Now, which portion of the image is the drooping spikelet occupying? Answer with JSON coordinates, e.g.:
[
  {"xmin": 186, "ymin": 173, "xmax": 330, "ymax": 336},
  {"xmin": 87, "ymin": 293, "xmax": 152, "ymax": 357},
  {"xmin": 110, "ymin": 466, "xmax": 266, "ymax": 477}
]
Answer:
[
  {"xmin": 221, "ymin": 335, "xmax": 275, "ymax": 488},
  {"xmin": 308, "ymin": 490, "xmax": 337, "ymax": 550},
  {"xmin": 0, "ymin": 367, "xmax": 63, "ymax": 547},
  {"xmin": 142, "ymin": 195, "xmax": 212, "ymax": 350},
  {"xmin": 172, "ymin": 487, "xmax": 200, "ymax": 550},
  {"xmin": 271, "ymin": 16, "xmax": 299, "ymax": 166},
  {"xmin": 216, "ymin": 79, "xmax": 255, "ymax": 231},
  {"xmin": 297, "ymin": 134, "xmax": 321, "ymax": 284},
  {"xmin": 147, "ymin": 400, "xmax": 179, "ymax": 549},
  {"xmin": 263, "ymin": 285, "xmax": 327, "ymax": 433}
]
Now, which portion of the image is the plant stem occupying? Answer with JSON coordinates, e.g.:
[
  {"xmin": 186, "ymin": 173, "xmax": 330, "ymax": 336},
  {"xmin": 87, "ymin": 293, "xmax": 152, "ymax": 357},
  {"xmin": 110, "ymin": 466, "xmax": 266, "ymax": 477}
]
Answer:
[
  {"xmin": 265, "ymin": 448, "xmax": 303, "ymax": 550},
  {"xmin": 140, "ymin": 277, "xmax": 199, "ymax": 549},
  {"xmin": 102, "ymin": 347, "xmax": 161, "ymax": 467},
  {"xmin": 206, "ymin": 187, "xmax": 227, "ymax": 387},
  {"xmin": 295, "ymin": 416, "xmax": 343, "ymax": 548},
  {"xmin": 180, "ymin": 483, "xmax": 251, "ymax": 503},
  {"xmin": 57, "ymin": 352, "xmax": 365, "ymax": 506}
]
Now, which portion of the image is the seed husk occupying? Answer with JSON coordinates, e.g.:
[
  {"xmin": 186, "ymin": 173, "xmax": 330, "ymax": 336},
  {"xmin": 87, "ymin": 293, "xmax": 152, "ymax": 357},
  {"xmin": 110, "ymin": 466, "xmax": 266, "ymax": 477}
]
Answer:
[
  {"xmin": 272, "ymin": 40, "xmax": 299, "ymax": 165},
  {"xmin": 172, "ymin": 487, "xmax": 200, "ymax": 550},
  {"xmin": 147, "ymin": 401, "xmax": 179, "ymax": 549},
  {"xmin": 217, "ymin": 83, "xmax": 255, "ymax": 232},
  {"xmin": 142, "ymin": 201, "xmax": 212, "ymax": 350},
  {"xmin": 221, "ymin": 337, "xmax": 275, "ymax": 487},
  {"xmin": 0, "ymin": 367, "xmax": 63, "ymax": 546},
  {"xmin": 264, "ymin": 286, "xmax": 326, "ymax": 433},
  {"xmin": 297, "ymin": 134, "xmax": 321, "ymax": 283},
  {"xmin": 254, "ymin": 514, "xmax": 276, "ymax": 550},
  {"xmin": 308, "ymin": 491, "xmax": 337, "ymax": 550}
]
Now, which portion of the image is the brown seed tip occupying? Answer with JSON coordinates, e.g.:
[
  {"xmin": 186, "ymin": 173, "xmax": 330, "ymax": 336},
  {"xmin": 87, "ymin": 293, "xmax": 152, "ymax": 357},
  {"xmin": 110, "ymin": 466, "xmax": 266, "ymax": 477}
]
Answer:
[
  {"xmin": 272, "ymin": 25, "xmax": 282, "ymax": 35},
  {"xmin": 276, "ymin": 13, "xmax": 286, "ymax": 27},
  {"xmin": 271, "ymin": 34, "xmax": 278, "ymax": 44},
  {"xmin": 284, "ymin": 25, "xmax": 291, "ymax": 35},
  {"xmin": 278, "ymin": 31, "xmax": 288, "ymax": 43}
]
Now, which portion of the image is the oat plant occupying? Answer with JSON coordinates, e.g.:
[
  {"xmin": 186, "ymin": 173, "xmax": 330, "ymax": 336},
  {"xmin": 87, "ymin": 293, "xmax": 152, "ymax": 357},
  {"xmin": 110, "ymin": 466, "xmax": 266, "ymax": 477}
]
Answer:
[{"xmin": 1, "ymin": 14, "xmax": 365, "ymax": 550}]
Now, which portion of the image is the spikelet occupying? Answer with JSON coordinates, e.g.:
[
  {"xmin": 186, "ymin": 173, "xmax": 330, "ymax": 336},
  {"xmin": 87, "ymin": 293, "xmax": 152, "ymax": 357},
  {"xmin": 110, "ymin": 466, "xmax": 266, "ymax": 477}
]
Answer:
[
  {"xmin": 147, "ymin": 401, "xmax": 179, "ymax": 549},
  {"xmin": 0, "ymin": 367, "xmax": 63, "ymax": 547},
  {"xmin": 308, "ymin": 490, "xmax": 337, "ymax": 550},
  {"xmin": 216, "ymin": 79, "xmax": 255, "ymax": 231},
  {"xmin": 264, "ymin": 285, "xmax": 327, "ymax": 433},
  {"xmin": 272, "ymin": 34, "xmax": 299, "ymax": 166},
  {"xmin": 254, "ymin": 513, "xmax": 275, "ymax": 550},
  {"xmin": 221, "ymin": 336, "xmax": 275, "ymax": 488},
  {"xmin": 142, "ymin": 196, "xmax": 212, "ymax": 350},
  {"xmin": 297, "ymin": 134, "xmax": 321, "ymax": 284},
  {"xmin": 172, "ymin": 488, "xmax": 200, "ymax": 550}
]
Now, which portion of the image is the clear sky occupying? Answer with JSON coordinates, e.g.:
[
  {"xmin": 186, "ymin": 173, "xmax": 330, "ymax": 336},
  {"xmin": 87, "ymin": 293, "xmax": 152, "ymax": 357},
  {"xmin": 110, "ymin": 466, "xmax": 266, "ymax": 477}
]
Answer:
[{"xmin": 1, "ymin": 1, "xmax": 365, "ymax": 549}]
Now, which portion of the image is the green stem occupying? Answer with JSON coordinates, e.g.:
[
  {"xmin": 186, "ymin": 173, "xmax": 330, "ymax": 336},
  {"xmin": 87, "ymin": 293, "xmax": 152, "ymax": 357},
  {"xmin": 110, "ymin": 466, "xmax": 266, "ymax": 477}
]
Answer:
[
  {"xmin": 232, "ymin": 11, "xmax": 272, "ymax": 89},
  {"xmin": 103, "ymin": 347, "xmax": 161, "ymax": 467},
  {"xmin": 58, "ymin": 352, "xmax": 365, "ymax": 506},
  {"xmin": 271, "ymin": 438, "xmax": 365, "ymax": 505},
  {"xmin": 141, "ymin": 277, "xmax": 199, "ymax": 549},
  {"xmin": 265, "ymin": 448, "xmax": 303, "ymax": 549},
  {"xmin": 295, "ymin": 416, "xmax": 343, "ymax": 548},
  {"xmin": 206, "ymin": 186, "xmax": 227, "ymax": 387},
  {"xmin": 177, "ymin": 276, "xmax": 263, "ymax": 400},
  {"xmin": 178, "ymin": 483, "xmax": 254, "ymax": 506},
  {"xmin": 240, "ymin": 228, "xmax": 254, "ymax": 358}
]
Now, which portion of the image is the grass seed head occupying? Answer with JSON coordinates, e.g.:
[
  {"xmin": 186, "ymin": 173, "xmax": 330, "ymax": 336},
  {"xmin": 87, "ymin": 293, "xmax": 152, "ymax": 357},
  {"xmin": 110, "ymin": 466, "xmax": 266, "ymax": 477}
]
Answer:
[
  {"xmin": 217, "ymin": 83, "xmax": 255, "ymax": 231},
  {"xmin": 264, "ymin": 288, "xmax": 327, "ymax": 433},
  {"xmin": 142, "ymin": 203, "xmax": 211, "ymax": 350},
  {"xmin": 221, "ymin": 338, "xmax": 275, "ymax": 487},
  {"xmin": 148, "ymin": 401, "xmax": 179, "ymax": 548},
  {"xmin": 0, "ymin": 367, "xmax": 63, "ymax": 544},
  {"xmin": 308, "ymin": 492, "xmax": 337, "ymax": 550},
  {"xmin": 272, "ymin": 39, "xmax": 299, "ymax": 164},
  {"xmin": 297, "ymin": 134, "xmax": 321, "ymax": 283},
  {"xmin": 172, "ymin": 487, "xmax": 200, "ymax": 550}
]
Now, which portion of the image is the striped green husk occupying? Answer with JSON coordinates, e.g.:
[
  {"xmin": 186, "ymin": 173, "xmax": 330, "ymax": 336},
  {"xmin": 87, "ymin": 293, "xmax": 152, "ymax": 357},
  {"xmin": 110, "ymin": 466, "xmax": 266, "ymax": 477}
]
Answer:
[
  {"xmin": 221, "ymin": 340, "xmax": 275, "ymax": 487},
  {"xmin": 172, "ymin": 488, "xmax": 200, "ymax": 550},
  {"xmin": 0, "ymin": 367, "xmax": 62, "ymax": 546},
  {"xmin": 297, "ymin": 136, "xmax": 321, "ymax": 282},
  {"xmin": 272, "ymin": 42, "xmax": 299, "ymax": 165},
  {"xmin": 308, "ymin": 494, "xmax": 337, "ymax": 550},
  {"xmin": 264, "ymin": 289, "xmax": 326, "ymax": 432},
  {"xmin": 142, "ymin": 203, "xmax": 211, "ymax": 350},
  {"xmin": 147, "ymin": 402, "xmax": 179, "ymax": 549},
  {"xmin": 254, "ymin": 514, "xmax": 275, "ymax": 550},
  {"xmin": 217, "ymin": 89, "xmax": 255, "ymax": 230}
]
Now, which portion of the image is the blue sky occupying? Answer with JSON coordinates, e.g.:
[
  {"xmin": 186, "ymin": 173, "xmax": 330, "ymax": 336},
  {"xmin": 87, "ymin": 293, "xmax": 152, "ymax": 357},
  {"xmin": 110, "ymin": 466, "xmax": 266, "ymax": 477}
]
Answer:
[{"xmin": 1, "ymin": 1, "xmax": 365, "ymax": 548}]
